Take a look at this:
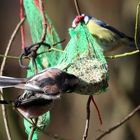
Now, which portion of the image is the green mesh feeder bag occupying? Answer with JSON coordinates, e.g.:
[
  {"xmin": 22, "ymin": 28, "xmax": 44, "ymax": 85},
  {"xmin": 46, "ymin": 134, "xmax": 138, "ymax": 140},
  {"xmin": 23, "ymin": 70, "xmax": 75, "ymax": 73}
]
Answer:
[
  {"xmin": 56, "ymin": 22, "xmax": 109, "ymax": 95},
  {"xmin": 24, "ymin": 0, "xmax": 62, "ymax": 68},
  {"xmin": 23, "ymin": 0, "xmax": 63, "ymax": 138}
]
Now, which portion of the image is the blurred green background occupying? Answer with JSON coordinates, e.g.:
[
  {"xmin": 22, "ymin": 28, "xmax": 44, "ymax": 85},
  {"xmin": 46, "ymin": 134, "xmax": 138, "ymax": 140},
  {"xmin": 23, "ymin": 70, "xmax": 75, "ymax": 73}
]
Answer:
[{"xmin": 0, "ymin": 0, "xmax": 140, "ymax": 140}]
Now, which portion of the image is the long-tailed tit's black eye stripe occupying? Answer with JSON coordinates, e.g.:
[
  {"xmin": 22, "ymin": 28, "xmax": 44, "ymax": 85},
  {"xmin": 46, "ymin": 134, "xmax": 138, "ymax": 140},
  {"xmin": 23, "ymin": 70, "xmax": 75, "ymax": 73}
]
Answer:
[{"xmin": 37, "ymin": 77, "xmax": 56, "ymax": 87}]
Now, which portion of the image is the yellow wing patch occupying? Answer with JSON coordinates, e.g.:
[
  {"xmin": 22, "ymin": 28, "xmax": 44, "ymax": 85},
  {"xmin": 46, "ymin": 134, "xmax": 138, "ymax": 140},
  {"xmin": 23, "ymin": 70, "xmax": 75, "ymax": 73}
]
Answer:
[{"xmin": 86, "ymin": 21, "xmax": 116, "ymax": 42}]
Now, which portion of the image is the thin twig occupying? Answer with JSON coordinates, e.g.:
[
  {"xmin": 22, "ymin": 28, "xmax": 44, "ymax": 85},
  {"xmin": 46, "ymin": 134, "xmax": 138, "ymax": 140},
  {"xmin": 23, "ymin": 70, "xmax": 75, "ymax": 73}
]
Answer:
[
  {"xmin": 0, "ymin": 96, "xmax": 11, "ymax": 140},
  {"xmin": 110, "ymin": 69, "xmax": 140, "ymax": 140},
  {"xmin": 20, "ymin": 0, "xmax": 25, "ymax": 49},
  {"xmin": 28, "ymin": 119, "xmax": 38, "ymax": 140},
  {"xmin": 107, "ymin": 1, "xmax": 140, "ymax": 59},
  {"xmin": 0, "ymin": 54, "xmax": 19, "ymax": 59},
  {"xmin": 95, "ymin": 105, "xmax": 140, "ymax": 140},
  {"xmin": 91, "ymin": 96, "xmax": 102, "ymax": 125},
  {"xmin": 0, "ymin": 17, "xmax": 25, "ymax": 140},
  {"xmin": 74, "ymin": 0, "xmax": 81, "ymax": 15},
  {"xmin": 82, "ymin": 96, "xmax": 92, "ymax": 140},
  {"xmin": 28, "ymin": 127, "xmax": 36, "ymax": 140},
  {"xmin": 134, "ymin": 1, "xmax": 140, "ymax": 49},
  {"xmin": 106, "ymin": 50, "xmax": 140, "ymax": 59},
  {"xmin": 39, "ymin": 0, "xmax": 47, "ymax": 42},
  {"xmin": 0, "ymin": 17, "xmax": 25, "ymax": 75},
  {"xmin": 37, "ymin": 47, "xmax": 64, "ymax": 56}
]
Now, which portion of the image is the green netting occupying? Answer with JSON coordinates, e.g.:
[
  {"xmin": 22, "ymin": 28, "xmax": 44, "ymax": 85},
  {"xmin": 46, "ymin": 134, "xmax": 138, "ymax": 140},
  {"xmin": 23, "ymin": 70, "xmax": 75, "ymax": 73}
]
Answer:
[
  {"xmin": 56, "ymin": 22, "xmax": 109, "ymax": 95},
  {"xmin": 24, "ymin": 112, "xmax": 50, "ymax": 138},
  {"xmin": 57, "ymin": 22, "xmax": 107, "ymax": 67},
  {"xmin": 23, "ymin": 0, "xmax": 63, "ymax": 139},
  {"xmin": 23, "ymin": 0, "xmax": 62, "ymax": 68}
]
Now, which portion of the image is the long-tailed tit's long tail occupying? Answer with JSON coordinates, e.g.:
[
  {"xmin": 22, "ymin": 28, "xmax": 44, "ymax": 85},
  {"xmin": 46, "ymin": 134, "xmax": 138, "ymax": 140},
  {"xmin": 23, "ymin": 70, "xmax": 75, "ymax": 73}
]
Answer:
[
  {"xmin": 0, "ymin": 68, "xmax": 80, "ymax": 95},
  {"xmin": 0, "ymin": 99, "xmax": 10, "ymax": 104},
  {"xmin": 0, "ymin": 76, "xmax": 27, "ymax": 89}
]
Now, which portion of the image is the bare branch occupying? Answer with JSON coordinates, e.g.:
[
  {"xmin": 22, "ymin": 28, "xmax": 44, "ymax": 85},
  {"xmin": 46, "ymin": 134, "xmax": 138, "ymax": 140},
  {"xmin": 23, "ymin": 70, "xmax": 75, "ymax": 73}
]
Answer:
[
  {"xmin": 74, "ymin": 0, "xmax": 81, "ymax": 15},
  {"xmin": 82, "ymin": 95, "xmax": 92, "ymax": 140},
  {"xmin": 39, "ymin": 0, "xmax": 47, "ymax": 42},
  {"xmin": 0, "ymin": 17, "xmax": 25, "ymax": 140},
  {"xmin": 134, "ymin": 1, "xmax": 140, "ymax": 49},
  {"xmin": 95, "ymin": 105, "xmax": 140, "ymax": 140},
  {"xmin": 91, "ymin": 96, "xmax": 102, "ymax": 125},
  {"xmin": 0, "ymin": 17, "xmax": 25, "ymax": 75},
  {"xmin": 28, "ymin": 119, "xmax": 37, "ymax": 140},
  {"xmin": 106, "ymin": 50, "xmax": 140, "ymax": 59}
]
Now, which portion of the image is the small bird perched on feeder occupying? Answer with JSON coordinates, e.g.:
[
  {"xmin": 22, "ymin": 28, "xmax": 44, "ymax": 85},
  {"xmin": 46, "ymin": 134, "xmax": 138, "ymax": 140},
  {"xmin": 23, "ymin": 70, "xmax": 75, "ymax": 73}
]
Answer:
[
  {"xmin": 0, "ymin": 68, "xmax": 79, "ymax": 118},
  {"xmin": 0, "ymin": 68, "xmax": 79, "ymax": 98},
  {"xmin": 72, "ymin": 14, "xmax": 137, "ymax": 52}
]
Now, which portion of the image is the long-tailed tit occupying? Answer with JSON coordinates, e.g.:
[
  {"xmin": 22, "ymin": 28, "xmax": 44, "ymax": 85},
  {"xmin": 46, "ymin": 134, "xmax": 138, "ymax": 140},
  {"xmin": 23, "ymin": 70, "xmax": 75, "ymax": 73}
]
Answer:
[{"xmin": 0, "ymin": 68, "xmax": 79, "ymax": 100}]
